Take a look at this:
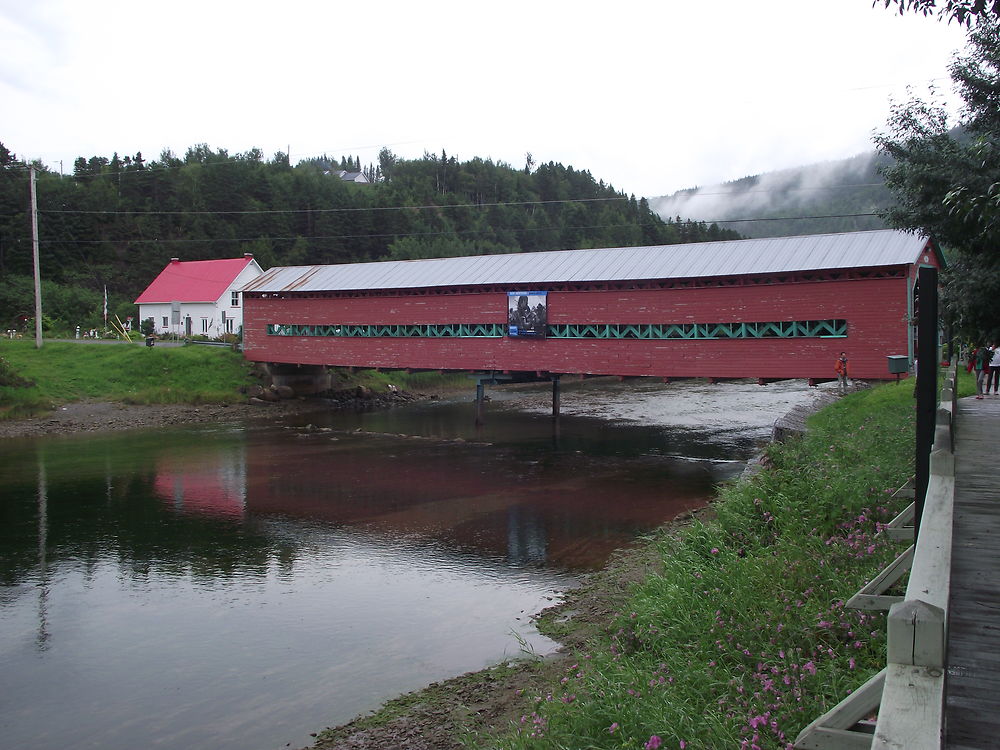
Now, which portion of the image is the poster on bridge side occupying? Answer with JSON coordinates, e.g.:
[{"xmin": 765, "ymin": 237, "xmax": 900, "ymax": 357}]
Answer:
[{"xmin": 507, "ymin": 291, "xmax": 547, "ymax": 338}]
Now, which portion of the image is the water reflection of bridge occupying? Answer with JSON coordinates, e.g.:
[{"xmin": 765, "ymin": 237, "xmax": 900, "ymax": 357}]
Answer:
[
  {"xmin": 154, "ymin": 446, "xmax": 247, "ymax": 518},
  {"xmin": 146, "ymin": 428, "xmax": 715, "ymax": 569},
  {"xmin": 236, "ymin": 433, "xmax": 712, "ymax": 570}
]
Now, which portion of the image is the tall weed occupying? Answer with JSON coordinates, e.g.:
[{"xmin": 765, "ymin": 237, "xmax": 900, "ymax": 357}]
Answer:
[{"xmin": 493, "ymin": 382, "xmax": 916, "ymax": 750}]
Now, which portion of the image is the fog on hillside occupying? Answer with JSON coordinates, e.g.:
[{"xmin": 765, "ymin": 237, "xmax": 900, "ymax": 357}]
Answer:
[{"xmin": 650, "ymin": 153, "xmax": 895, "ymax": 238}]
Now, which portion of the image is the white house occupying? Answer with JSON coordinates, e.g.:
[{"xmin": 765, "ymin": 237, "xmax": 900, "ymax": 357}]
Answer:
[
  {"xmin": 336, "ymin": 170, "xmax": 369, "ymax": 183},
  {"xmin": 134, "ymin": 254, "xmax": 264, "ymax": 338}
]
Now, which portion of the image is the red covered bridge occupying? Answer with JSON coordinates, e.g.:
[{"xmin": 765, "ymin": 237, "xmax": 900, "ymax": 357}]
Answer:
[{"xmin": 240, "ymin": 229, "xmax": 941, "ymax": 386}]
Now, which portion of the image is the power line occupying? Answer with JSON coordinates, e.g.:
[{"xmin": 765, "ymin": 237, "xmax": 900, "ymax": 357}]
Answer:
[
  {"xmin": 11, "ymin": 212, "xmax": 882, "ymax": 247},
  {"xmin": 713, "ymin": 213, "xmax": 881, "ymax": 224},
  {"xmin": 36, "ymin": 196, "xmax": 631, "ymax": 216},
  {"xmin": 30, "ymin": 182, "xmax": 891, "ymax": 218},
  {"xmin": 658, "ymin": 182, "xmax": 888, "ymax": 198},
  {"xmin": 21, "ymin": 220, "xmax": 687, "ymax": 246}
]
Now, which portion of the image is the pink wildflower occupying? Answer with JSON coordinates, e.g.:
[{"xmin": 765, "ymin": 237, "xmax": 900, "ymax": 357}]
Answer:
[
  {"xmin": 645, "ymin": 736, "xmax": 663, "ymax": 750},
  {"xmin": 608, "ymin": 722, "xmax": 619, "ymax": 734}
]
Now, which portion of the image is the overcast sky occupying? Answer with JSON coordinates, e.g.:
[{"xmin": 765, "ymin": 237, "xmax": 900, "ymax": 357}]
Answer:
[{"xmin": 1, "ymin": 1, "xmax": 970, "ymax": 198}]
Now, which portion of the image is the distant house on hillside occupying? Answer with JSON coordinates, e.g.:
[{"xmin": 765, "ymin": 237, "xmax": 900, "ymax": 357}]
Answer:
[
  {"xmin": 134, "ymin": 254, "xmax": 264, "ymax": 338},
  {"xmin": 336, "ymin": 170, "xmax": 369, "ymax": 183}
]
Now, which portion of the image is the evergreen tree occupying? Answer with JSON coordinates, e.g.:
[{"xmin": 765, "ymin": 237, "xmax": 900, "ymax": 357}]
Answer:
[{"xmin": 0, "ymin": 141, "xmax": 741, "ymax": 331}]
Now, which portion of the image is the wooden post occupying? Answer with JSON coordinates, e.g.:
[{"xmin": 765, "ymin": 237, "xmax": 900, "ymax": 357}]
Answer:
[{"xmin": 914, "ymin": 266, "xmax": 938, "ymax": 543}]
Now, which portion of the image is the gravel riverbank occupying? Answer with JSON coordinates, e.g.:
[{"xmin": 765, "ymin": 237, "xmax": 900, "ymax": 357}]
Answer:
[{"xmin": 0, "ymin": 389, "xmax": 434, "ymax": 442}]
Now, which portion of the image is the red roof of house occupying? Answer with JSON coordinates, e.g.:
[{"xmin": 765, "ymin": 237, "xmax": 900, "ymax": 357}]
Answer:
[{"xmin": 134, "ymin": 256, "xmax": 257, "ymax": 304}]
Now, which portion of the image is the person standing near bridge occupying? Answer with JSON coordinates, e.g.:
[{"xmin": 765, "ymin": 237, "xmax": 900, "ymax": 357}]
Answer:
[
  {"xmin": 989, "ymin": 344, "xmax": 1000, "ymax": 396},
  {"xmin": 835, "ymin": 352, "xmax": 849, "ymax": 395},
  {"xmin": 974, "ymin": 344, "xmax": 992, "ymax": 398}
]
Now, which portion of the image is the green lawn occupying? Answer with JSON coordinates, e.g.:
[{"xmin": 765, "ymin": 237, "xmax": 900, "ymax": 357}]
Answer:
[{"xmin": 0, "ymin": 340, "xmax": 256, "ymax": 419}]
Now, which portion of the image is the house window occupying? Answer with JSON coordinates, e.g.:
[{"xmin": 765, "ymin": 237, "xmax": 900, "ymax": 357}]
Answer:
[
  {"xmin": 201, "ymin": 318, "xmax": 209, "ymax": 333},
  {"xmin": 162, "ymin": 317, "xmax": 168, "ymax": 328},
  {"xmin": 225, "ymin": 317, "xmax": 234, "ymax": 334},
  {"xmin": 231, "ymin": 292, "xmax": 240, "ymax": 307}
]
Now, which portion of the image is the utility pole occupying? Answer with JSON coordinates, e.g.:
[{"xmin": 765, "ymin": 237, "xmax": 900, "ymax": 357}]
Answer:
[{"xmin": 30, "ymin": 166, "xmax": 43, "ymax": 348}]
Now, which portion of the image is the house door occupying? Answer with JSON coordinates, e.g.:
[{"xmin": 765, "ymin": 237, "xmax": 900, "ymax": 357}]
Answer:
[{"xmin": 184, "ymin": 316, "xmax": 192, "ymax": 336}]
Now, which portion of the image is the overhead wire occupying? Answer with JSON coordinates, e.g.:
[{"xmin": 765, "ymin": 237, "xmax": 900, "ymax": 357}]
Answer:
[
  {"xmin": 16, "ymin": 221, "xmax": 715, "ymax": 246},
  {"xmin": 9, "ymin": 211, "xmax": 885, "ymax": 247},
  {"xmin": 30, "ymin": 181, "xmax": 890, "ymax": 218},
  {"xmin": 2, "ymin": 159, "xmax": 891, "ymax": 247},
  {"xmin": 37, "ymin": 196, "xmax": 632, "ymax": 216}
]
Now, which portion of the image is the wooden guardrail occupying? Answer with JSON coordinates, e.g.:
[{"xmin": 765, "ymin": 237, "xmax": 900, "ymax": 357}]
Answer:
[
  {"xmin": 871, "ymin": 365, "xmax": 956, "ymax": 749},
  {"xmin": 795, "ymin": 365, "xmax": 958, "ymax": 749},
  {"xmin": 185, "ymin": 338, "xmax": 243, "ymax": 352}
]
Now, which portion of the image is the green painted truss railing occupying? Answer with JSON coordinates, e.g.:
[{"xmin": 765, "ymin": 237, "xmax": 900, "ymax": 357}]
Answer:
[
  {"xmin": 267, "ymin": 323, "xmax": 506, "ymax": 338},
  {"xmin": 267, "ymin": 319, "xmax": 847, "ymax": 340},
  {"xmin": 546, "ymin": 319, "xmax": 847, "ymax": 339}
]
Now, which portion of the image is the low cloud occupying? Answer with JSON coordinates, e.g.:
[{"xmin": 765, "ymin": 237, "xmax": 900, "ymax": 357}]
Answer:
[{"xmin": 649, "ymin": 151, "xmax": 889, "ymax": 235}]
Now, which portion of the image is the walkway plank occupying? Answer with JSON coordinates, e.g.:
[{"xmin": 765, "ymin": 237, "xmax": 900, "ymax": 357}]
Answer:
[{"xmin": 945, "ymin": 396, "xmax": 1000, "ymax": 749}]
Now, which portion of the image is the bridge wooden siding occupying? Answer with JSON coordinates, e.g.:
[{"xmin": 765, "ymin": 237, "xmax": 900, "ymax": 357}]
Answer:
[
  {"xmin": 240, "ymin": 231, "xmax": 942, "ymax": 382},
  {"xmin": 244, "ymin": 277, "xmax": 908, "ymax": 380}
]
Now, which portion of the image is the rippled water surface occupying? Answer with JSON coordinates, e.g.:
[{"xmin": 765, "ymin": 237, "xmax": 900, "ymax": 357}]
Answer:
[{"xmin": 0, "ymin": 379, "xmax": 818, "ymax": 750}]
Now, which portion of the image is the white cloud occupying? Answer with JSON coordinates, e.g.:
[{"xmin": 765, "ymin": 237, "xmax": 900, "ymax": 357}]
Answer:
[{"xmin": 1, "ymin": 0, "xmax": 969, "ymax": 194}]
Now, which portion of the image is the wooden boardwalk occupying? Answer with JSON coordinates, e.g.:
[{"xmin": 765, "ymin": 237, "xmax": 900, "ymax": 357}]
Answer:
[{"xmin": 945, "ymin": 395, "xmax": 1000, "ymax": 749}]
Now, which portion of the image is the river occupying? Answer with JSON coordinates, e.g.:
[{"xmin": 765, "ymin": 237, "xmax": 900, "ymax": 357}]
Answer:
[{"xmin": 0, "ymin": 378, "xmax": 820, "ymax": 750}]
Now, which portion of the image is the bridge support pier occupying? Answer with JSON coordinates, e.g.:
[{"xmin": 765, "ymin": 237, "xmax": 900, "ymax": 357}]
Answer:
[
  {"xmin": 262, "ymin": 363, "xmax": 331, "ymax": 395},
  {"xmin": 469, "ymin": 372, "xmax": 513, "ymax": 425},
  {"xmin": 468, "ymin": 372, "xmax": 562, "ymax": 427},
  {"xmin": 475, "ymin": 382, "xmax": 485, "ymax": 426}
]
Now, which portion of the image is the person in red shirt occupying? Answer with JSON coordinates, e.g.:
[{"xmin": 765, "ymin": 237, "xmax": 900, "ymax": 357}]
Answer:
[{"xmin": 835, "ymin": 352, "xmax": 849, "ymax": 395}]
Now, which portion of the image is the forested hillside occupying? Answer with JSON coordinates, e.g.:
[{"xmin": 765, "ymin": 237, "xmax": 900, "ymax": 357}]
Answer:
[
  {"xmin": 0, "ymin": 143, "xmax": 738, "ymax": 332},
  {"xmin": 649, "ymin": 152, "xmax": 896, "ymax": 238}
]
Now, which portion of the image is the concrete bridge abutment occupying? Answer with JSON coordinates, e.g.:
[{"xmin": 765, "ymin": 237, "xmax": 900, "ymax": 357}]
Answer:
[{"xmin": 262, "ymin": 363, "xmax": 332, "ymax": 396}]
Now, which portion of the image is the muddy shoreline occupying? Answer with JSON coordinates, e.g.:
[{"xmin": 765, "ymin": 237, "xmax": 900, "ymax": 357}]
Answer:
[
  {"xmin": 304, "ymin": 509, "xmax": 706, "ymax": 750},
  {"xmin": 0, "ymin": 390, "xmax": 433, "ymax": 442}
]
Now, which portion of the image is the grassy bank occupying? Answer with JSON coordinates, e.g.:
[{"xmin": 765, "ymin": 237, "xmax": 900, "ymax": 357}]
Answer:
[
  {"xmin": 0, "ymin": 340, "xmax": 257, "ymax": 418},
  {"xmin": 479, "ymin": 377, "xmax": 958, "ymax": 750},
  {"xmin": 0, "ymin": 339, "xmax": 473, "ymax": 420}
]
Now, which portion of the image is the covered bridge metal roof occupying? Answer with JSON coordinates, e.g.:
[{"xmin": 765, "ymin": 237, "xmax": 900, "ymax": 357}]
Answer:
[{"xmin": 242, "ymin": 229, "xmax": 933, "ymax": 294}]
